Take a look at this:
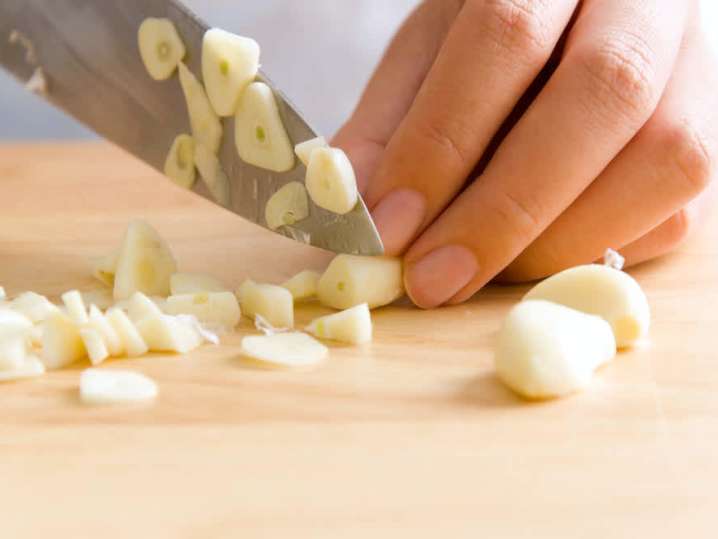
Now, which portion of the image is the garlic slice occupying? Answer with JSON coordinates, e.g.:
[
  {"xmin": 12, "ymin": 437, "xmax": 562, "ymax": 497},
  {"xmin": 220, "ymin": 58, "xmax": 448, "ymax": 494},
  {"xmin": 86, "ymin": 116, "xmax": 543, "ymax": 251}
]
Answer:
[
  {"xmin": 194, "ymin": 144, "xmax": 231, "ymax": 207},
  {"xmin": 294, "ymin": 136, "xmax": 328, "ymax": 167},
  {"xmin": 87, "ymin": 305, "xmax": 123, "ymax": 357},
  {"xmin": 79, "ymin": 327, "xmax": 110, "ymax": 366},
  {"xmin": 105, "ymin": 308, "xmax": 148, "ymax": 358},
  {"xmin": 41, "ymin": 312, "xmax": 86, "ymax": 369},
  {"xmin": 178, "ymin": 62, "xmax": 223, "ymax": 155},
  {"xmin": 137, "ymin": 18, "xmax": 186, "ymax": 81},
  {"xmin": 164, "ymin": 291, "xmax": 241, "ymax": 330},
  {"xmin": 62, "ymin": 290, "xmax": 89, "ymax": 324},
  {"xmin": 0, "ymin": 356, "xmax": 45, "ymax": 382},
  {"xmin": 265, "ymin": 181, "xmax": 309, "ymax": 230},
  {"xmin": 164, "ymin": 134, "xmax": 196, "ymax": 189},
  {"xmin": 135, "ymin": 314, "xmax": 203, "ymax": 354},
  {"xmin": 305, "ymin": 147, "xmax": 358, "ymax": 215},
  {"xmin": 240, "ymin": 332, "xmax": 328, "ymax": 368},
  {"xmin": 80, "ymin": 368, "xmax": 158, "ymax": 405}
]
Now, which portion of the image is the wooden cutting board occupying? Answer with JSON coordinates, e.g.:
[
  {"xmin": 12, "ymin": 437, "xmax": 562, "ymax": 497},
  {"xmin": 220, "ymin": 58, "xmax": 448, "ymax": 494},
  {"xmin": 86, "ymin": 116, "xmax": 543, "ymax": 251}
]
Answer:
[{"xmin": 1, "ymin": 142, "xmax": 716, "ymax": 538}]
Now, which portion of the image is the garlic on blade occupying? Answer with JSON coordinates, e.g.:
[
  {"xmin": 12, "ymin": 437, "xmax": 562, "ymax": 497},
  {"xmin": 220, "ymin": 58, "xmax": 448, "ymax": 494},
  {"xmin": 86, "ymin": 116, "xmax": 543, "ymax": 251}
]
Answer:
[
  {"xmin": 194, "ymin": 144, "xmax": 231, "ymax": 207},
  {"xmin": 178, "ymin": 62, "xmax": 223, "ymax": 155},
  {"xmin": 202, "ymin": 28, "xmax": 260, "ymax": 117},
  {"xmin": 265, "ymin": 181, "xmax": 309, "ymax": 230},
  {"xmin": 234, "ymin": 82, "xmax": 295, "ymax": 172},
  {"xmin": 137, "ymin": 18, "xmax": 186, "ymax": 81},
  {"xmin": 305, "ymin": 147, "xmax": 358, "ymax": 215},
  {"xmin": 163, "ymin": 134, "xmax": 196, "ymax": 189},
  {"xmin": 294, "ymin": 136, "xmax": 328, "ymax": 167}
]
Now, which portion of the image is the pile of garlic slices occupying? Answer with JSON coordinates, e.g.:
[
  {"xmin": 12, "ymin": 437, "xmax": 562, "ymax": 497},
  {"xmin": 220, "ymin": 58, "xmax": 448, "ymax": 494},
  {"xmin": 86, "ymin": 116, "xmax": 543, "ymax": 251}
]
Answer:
[
  {"xmin": 494, "ymin": 249, "xmax": 651, "ymax": 400},
  {"xmin": 138, "ymin": 18, "xmax": 359, "ymax": 224},
  {"xmin": 0, "ymin": 220, "xmax": 405, "ymax": 403}
]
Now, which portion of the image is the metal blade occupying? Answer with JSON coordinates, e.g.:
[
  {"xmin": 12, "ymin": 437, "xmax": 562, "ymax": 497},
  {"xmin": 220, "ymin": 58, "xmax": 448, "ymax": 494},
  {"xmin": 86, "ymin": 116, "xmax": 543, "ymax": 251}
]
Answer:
[{"xmin": 0, "ymin": 0, "xmax": 384, "ymax": 255}]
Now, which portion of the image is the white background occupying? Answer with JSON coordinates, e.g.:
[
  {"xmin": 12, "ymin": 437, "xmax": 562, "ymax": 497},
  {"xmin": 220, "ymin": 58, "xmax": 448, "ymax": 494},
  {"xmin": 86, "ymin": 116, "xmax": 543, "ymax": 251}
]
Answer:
[{"xmin": 0, "ymin": 0, "xmax": 715, "ymax": 140}]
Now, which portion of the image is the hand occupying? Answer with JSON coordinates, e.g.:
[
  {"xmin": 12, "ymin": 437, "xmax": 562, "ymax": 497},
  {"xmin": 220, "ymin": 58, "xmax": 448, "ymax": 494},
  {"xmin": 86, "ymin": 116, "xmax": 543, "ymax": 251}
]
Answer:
[{"xmin": 334, "ymin": 0, "xmax": 717, "ymax": 308}]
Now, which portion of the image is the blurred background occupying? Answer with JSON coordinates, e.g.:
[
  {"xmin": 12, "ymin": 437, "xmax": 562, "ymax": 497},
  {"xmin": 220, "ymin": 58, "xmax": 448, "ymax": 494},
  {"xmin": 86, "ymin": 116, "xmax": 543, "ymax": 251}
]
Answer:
[{"xmin": 0, "ymin": 0, "xmax": 716, "ymax": 141}]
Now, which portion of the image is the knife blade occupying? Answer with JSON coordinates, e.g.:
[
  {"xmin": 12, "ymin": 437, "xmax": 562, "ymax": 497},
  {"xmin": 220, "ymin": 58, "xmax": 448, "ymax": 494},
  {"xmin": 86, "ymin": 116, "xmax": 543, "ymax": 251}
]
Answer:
[{"xmin": 0, "ymin": 0, "xmax": 384, "ymax": 256}]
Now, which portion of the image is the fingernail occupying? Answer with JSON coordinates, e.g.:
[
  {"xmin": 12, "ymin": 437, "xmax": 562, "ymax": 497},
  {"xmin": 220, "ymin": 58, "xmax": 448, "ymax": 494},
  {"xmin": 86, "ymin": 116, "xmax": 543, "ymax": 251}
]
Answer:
[
  {"xmin": 405, "ymin": 245, "xmax": 478, "ymax": 308},
  {"xmin": 371, "ymin": 189, "xmax": 426, "ymax": 255}
]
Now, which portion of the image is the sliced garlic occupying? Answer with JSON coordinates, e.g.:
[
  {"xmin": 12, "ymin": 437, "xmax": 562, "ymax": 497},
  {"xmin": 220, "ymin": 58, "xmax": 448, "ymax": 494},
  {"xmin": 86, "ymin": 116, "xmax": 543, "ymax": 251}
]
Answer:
[
  {"xmin": 113, "ymin": 220, "xmax": 178, "ymax": 300},
  {"xmin": 294, "ymin": 136, "xmax": 328, "ymax": 167},
  {"xmin": 61, "ymin": 290, "xmax": 89, "ymax": 324},
  {"xmin": 318, "ymin": 255, "xmax": 404, "ymax": 310},
  {"xmin": 202, "ymin": 28, "xmax": 260, "ymax": 117},
  {"xmin": 79, "ymin": 327, "xmax": 109, "ymax": 366},
  {"xmin": 495, "ymin": 300, "xmax": 616, "ymax": 400},
  {"xmin": 135, "ymin": 314, "xmax": 202, "ymax": 353},
  {"xmin": 170, "ymin": 272, "xmax": 228, "ymax": 295},
  {"xmin": 0, "ymin": 286, "xmax": 5, "ymax": 301},
  {"xmin": 0, "ymin": 337, "xmax": 28, "ymax": 371},
  {"xmin": 137, "ymin": 18, "xmax": 186, "ymax": 81},
  {"xmin": 164, "ymin": 291, "xmax": 241, "ymax": 330},
  {"xmin": 194, "ymin": 144, "xmax": 231, "ymax": 207},
  {"xmin": 178, "ymin": 62, "xmax": 223, "ymax": 155},
  {"xmin": 164, "ymin": 134, "xmax": 196, "ymax": 189},
  {"xmin": 281, "ymin": 270, "xmax": 321, "ymax": 301},
  {"xmin": 305, "ymin": 147, "xmax": 358, "ymax": 215},
  {"xmin": 80, "ymin": 368, "xmax": 158, "ymax": 405},
  {"xmin": 80, "ymin": 289, "xmax": 114, "ymax": 311},
  {"xmin": 239, "ymin": 281, "xmax": 293, "ymax": 328},
  {"xmin": 241, "ymin": 332, "xmax": 328, "ymax": 368},
  {"xmin": 265, "ymin": 181, "xmax": 309, "ymax": 230},
  {"xmin": 306, "ymin": 303, "xmax": 372, "ymax": 345},
  {"xmin": 235, "ymin": 278, "xmax": 255, "ymax": 304},
  {"xmin": 91, "ymin": 250, "xmax": 119, "ymax": 287},
  {"xmin": 88, "ymin": 305, "xmax": 123, "ymax": 357},
  {"xmin": 0, "ymin": 356, "xmax": 45, "ymax": 382},
  {"xmin": 106, "ymin": 308, "xmax": 148, "ymax": 357},
  {"xmin": 234, "ymin": 81, "xmax": 295, "ymax": 172},
  {"xmin": 524, "ymin": 265, "xmax": 650, "ymax": 348},
  {"xmin": 127, "ymin": 291, "xmax": 164, "ymax": 323},
  {"xmin": 10, "ymin": 291, "xmax": 60, "ymax": 323},
  {"xmin": 41, "ymin": 312, "xmax": 86, "ymax": 369}
]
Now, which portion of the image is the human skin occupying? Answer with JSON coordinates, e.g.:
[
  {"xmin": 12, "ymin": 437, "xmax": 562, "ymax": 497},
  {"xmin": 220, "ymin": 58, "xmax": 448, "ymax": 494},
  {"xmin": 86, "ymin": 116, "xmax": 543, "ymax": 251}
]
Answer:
[{"xmin": 333, "ymin": 0, "xmax": 717, "ymax": 308}]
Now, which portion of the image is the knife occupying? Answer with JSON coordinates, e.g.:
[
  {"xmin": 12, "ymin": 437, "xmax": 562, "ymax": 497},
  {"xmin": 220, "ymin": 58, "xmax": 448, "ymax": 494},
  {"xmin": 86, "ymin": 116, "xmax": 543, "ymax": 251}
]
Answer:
[{"xmin": 0, "ymin": 0, "xmax": 384, "ymax": 256}]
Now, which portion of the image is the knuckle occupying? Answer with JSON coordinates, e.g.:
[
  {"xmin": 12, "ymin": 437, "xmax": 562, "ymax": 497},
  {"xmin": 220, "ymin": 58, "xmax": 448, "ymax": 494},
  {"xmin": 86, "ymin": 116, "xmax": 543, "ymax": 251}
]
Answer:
[
  {"xmin": 662, "ymin": 208, "xmax": 695, "ymax": 247},
  {"xmin": 494, "ymin": 186, "xmax": 544, "ymax": 239},
  {"xmin": 479, "ymin": 0, "xmax": 552, "ymax": 60},
  {"xmin": 415, "ymin": 120, "xmax": 475, "ymax": 170},
  {"xmin": 660, "ymin": 119, "xmax": 714, "ymax": 194},
  {"xmin": 579, "ymin": 32, "xmax": 659, "ymax": 125}
]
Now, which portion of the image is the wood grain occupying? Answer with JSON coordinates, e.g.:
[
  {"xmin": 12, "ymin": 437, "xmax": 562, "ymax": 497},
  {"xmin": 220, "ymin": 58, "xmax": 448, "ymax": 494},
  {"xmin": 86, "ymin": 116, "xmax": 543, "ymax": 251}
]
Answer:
[{"xmin": 0, "ymin": 143, "xmax": 716, "ymax": 538}]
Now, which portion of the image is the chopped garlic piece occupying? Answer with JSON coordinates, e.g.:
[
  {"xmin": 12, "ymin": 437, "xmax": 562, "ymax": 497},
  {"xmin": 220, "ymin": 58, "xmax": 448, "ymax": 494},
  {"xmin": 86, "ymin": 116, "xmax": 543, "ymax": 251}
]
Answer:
[
  {"xmin": 265, "ymin": 181, "xmax": 309, "ymax": 230},
  {"xmin": 10, "ymin": 291, "xmax": 60, "ymax": 323},
  {"xmin": 164, "ymin": 134, "xmax": 196, "ymax": 189},
  {"xmin": 62, "ymin": 290, "xmax": 89, "ymax": 324},
  {"xmin": 202, "ymin": 28, "xmax": 260, "ymax": 117},
  {"xmin": 127, "ymin": 291, "xmax": 164, "ymax": 323},
  {"xmin": 240, "ymin": 281, "xmax": 293, "ymax": 328},
  {"xmin": 41, "ymin": 312, "xmax": 86, "ymax": 369},
  {"xmin": 495, "ymin": 300, "xmax": 616, "ymax": 400},
  {"xmin": 294, "ymin": 136, "xmax": 328, "ymax": 167},
  {"xmin": 138, "ymin": 18, "xmax": 186, "ymax": 81},
  {"xmin": 603, "ymin": 248, "xmax": 626, "ymax": 271},
  {"xmin": 80, "ymin": 289, "xmax": 114, "ymax": 311},
  {"xmin": 135, "ymin": 314, "xmax": 202, "ymax": 353},
  {"xmin": 254, "ymin": 313, "xmax": 289, "ymax": 336},
  {"xmin": 88, "ymin": 305, "xmax": 123, "ymax": 357},
  {"xmin": 194, "ymin": 144, "xmax": 231, "ymax": 206},
  {"xmin": 170, "ymin": 272, "xmax": 228, "ymax": 295},
  {"xmin": 234, "ymin": 82, "xmax": 295, "ymax": 172},
  {"xmin": 176, "ymin": 314, "xmax": 221, "ymax": 345},
  {"xmin": 91, "ymin": 250, "xmax": 119, "ymax": 287},
  {"xmin": 306, "ymin": 303, "xmax": 372, "ymax": 345},
  {"xmin": 80, "ymin": 368, "xmax": 158, "ymax": 405},
  {"xmin": 0, "ymin": 337, "xmax": 29, "ymax": 371},
  {"xmin": 106, "ymin": 308, "xmax": 148, "ymax": 357},
  {"xmin": 0, "ymin": 356, "xmax": 45, "ymax": 382},
  {"xmin": 241, "ymin": 332, "xmax": 328, "ymax": 368},
  {"xmin": 318, "ymin": 255, "xmax": 404, "ymax": 310},
  {"xmin": 281, "ymin": 270, "xmax": 320, "ymax": 301},
  {"xmin": 164, "ymin": 291, "xmax": 241, "ymax": 330},
  {"xmin": 305, "ymin": 147, "xmax": 358, "ymax": 215},
  {"xmin": 79, "ymin": 327, "xmax": 109, "ymax": 366},
  {"xmin": 178, "ymin": 62, "xmax": 223, "ymax": 155},
  {"xmin": 524, "ymin": 264, "xmax": 650, "ymax": 348}
]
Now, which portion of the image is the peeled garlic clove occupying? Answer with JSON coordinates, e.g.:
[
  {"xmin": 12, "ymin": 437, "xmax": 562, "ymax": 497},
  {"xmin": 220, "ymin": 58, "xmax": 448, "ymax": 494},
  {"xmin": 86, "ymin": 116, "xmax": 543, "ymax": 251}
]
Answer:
[
  {"xmin": 80, "ymin": 368, "xmax": 158, "ymax": 405},
  {"xmin": 137, "ymin": 18, "xmax": 186, "ymax": 81},
  {"xmin": 281, "ymin": 270, "xmax": 320, "ymax": 301},
  {"xmin": 113, "ymin": 220, "xmax": 178, "ymax": 300},
  {"xmin": 88, "ymin": 305, "xmax": 124, "ymax": 357},
  {"xmin": 318, "ymin": 255, "xmax": 404, "ymax": 310},
  {"xmin": 294, "ymin": 136, "xmax": 328, "ymax": 167},
  {"xmin": 0, "ymin": 355, "xmax": 45, "ymax": 382},
  {"xmin": 240, "ymin": 332, "xmax": 328, "ymax": 368},
  {"xmin": 234, "ymin": 82, "xmax": 295, "ymax": 172},
  {"xmin": 164, "ymin": 134, "xmax": 196, "ymax": 189},
  {"xmin": 239, "ymin": 281, "xmax": 294, "ymax": 329},
  {"xmin": 194, "ymin": 144, "xmax": 231, "ymax": 207},
  {"xmin": 41, "ymin": 312, "xmax": 86, "ymax": 369},
  {"xmin": 79, "ymin": 327, "xmax": 110, "ymax": 366},
  {"xmin": 164, "ymin": 291, "xmax": 241, "ymax": 330},
  {"xmin": 135, "ymin": 314, "xmax": 202, "ymax": 354},
  {"xmin": 178, "ymin": 62, "xmax": 223, "ymax": 155},
  {"xmin": 306, "ymin": 303, "xmax": 372, "ymax": 345},
  {"xmin": 170, "ymin": 272, "xmax": 228, "ymax": 295},
  {"xmin": 10, "ymin": 291, "xmax": 60, "ymax": 323},
  {"xmin": 495, "ymin": 300, "xmax": 616, "ymax": 400},
  {"xmin": 265, "ymin": 181, "xmax": 309, "ymax": 230},
  {"xmin": 524, "ymin": 264, "xmax": 650, "ymax": 348},
  {"xmin": 61, "ymin": 290, "xmax": 89, "ymax": 325},
  {"xmin": 202, "ymin": 28, "xmax": 260, "ymax": 117},
  {"xmin": 106, "ymin": 308, "xmax": 148, "ymax": 358},
  {"xmin": 91, "ymin": 250, "xmax": 119, "ymax": 287},
  {"xmin": 305, "ymin": 147, "xmax": 358, "ymax": 215}
]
